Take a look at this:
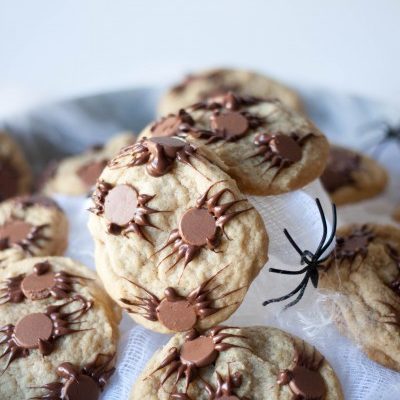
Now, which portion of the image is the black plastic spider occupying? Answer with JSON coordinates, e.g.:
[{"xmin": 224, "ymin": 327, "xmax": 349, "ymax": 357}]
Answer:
[
  {"xmin": 263, "ymin": 198, "xmax": 337, "ymax": 309},
  {"xmin": 363, "ymin": 121, "xmax": 400, "ymax": 157}
]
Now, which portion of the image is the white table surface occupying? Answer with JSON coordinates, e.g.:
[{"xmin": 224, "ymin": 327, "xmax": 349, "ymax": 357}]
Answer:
[{"xmin": 0, "ymin": 0, "xmax": 400, "ymax": 118}]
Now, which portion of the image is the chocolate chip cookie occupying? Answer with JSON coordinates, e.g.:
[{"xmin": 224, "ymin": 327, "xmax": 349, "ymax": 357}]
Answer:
[
  {"xmin": 40, "ymin": 132, "xmax": 134, "ymax": 196},
  {"xmin": 0, "ymin": 131, "xmax": 31, "ymax": 202},
  {"xmin": 320, "ymin": 145, "xmax": 388, "ymax": 205},
  {"xmin": 158, "ymin": 68, "xmax": 304, "ymax": 115},
  {"xmin": 88, "ymin": 136, "xmax": 268, "ymax": 333},
  {"xmin": 0, "ymin": 256, "xmax": 121, "ymax": 399},
  {"xmin": 130, "ymin": 325, "xmax": 343, "ymax": 399},
  {"xmin": 141, "ymin": 93, "xmax": 329, "ymax": 195},
  {"xmin": 0, "ymin": 195, "xmax": 68, "ymax": 268},
  {"xmin": 320, "ymin": 223, "xmax": 400, "ymax": 371}
]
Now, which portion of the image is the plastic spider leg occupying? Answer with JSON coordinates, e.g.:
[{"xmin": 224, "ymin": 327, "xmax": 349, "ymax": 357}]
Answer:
[
  {"xmin": 262, "ymin": 273, "xmax": 310, "ymax": 307},
  {"xmin": 320, "ymin": 202, "xmax": 337, "ymax": 254}
]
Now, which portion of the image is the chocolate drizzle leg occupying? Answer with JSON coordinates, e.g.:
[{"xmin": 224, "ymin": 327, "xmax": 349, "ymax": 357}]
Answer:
[
  {"xmin": 0, "ymin": 261, "xmax": 89, "ymax": 304},
  {"xmin": 149, "ymin": 327, "xmax": 249, "ymax": 391},
  {"xmin": 277, "ymin": 341, "xmax": 326, "ymax": 400},
  {"xmin": 0, "ymin": 295, "xmax": 92, "ymax": 373},
  {"xmin": 120, "ymin": 264, "xmax": 245, "ymax": 331},
  {"xmin": 154, "ymin": 181, "xmax": 252, "ymax": 277},
  {"xmin": 107, "ymin": 137, "xmax": 203, "ymax": 177},
  {"xmin": 171, "ymin": 367, "xmax": 249, "ymax": 400},
  {"xmin": 90, "ymin": 181, "xmax": 166, "ymax": 243},
  {"xmin": 30, "ymin": 353, "xmax": 115, "ymax": 400}
]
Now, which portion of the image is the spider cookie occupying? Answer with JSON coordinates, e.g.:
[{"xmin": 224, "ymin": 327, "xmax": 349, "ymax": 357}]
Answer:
[
  {"xmin": 88, "ymin": 136, "xmax": 268, "ymax": 333},
  {"xmin": 158, "ymin": 68, "xmax": 304, "ymax": 115},
  {"xmin": 0, "ymin": 131, "xmax": 31, "ymax": 201},
  {"xmin": 131, "ymin": 325, "xmax": 343, "ymax": 400},
  {"xmin": 319, "ymin": 223, "xmax": 400, "ymax": 371},
  {"xmin": 320, "ymin": 145, "xmax": 388, "ymax": 205},
  {"xmin": 142, "ymin": 93, "xmax": 329, "ymax": 195},
  {"xmin": 41, "ymin": 132, "xmax": 134, "ymax": 196},
  {"xmin": 0, "ymin": 256, "xmax": 120, "ymax": 400},
  {"xmin": 0, "ymin": 194, "xmax": 68, "ymax": 268}
]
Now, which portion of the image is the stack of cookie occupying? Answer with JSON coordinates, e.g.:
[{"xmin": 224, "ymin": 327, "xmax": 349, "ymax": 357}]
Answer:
[
  {"xmin": 0, "ymin": 66, "xmax": 399, "ymax": 399},
  {"xmin": 86, "ymin": 68, "xmax": 349, "ymax": 399}
]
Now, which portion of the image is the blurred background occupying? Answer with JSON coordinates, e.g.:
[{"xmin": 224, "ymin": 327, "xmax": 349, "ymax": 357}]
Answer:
[{"xmin": 0, "ymin": 0, "xmax": 399, "ymax": 118}]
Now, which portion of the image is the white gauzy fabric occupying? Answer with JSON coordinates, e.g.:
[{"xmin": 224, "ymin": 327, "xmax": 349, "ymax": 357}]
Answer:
[{"xmin": 7, "ymin": 87, "xmax": 399, "ymax": 399}]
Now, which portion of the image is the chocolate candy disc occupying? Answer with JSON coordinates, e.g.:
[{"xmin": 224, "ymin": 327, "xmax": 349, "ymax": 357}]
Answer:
[
  {"xmin": 180, "ymin": 336, "xmax": 217, "ymax": 368},
  {"xmin": 0, "ymin": 220, "xmax": 33, "ymax": 245},
  {"xmin": 156, "ymin": 299, "xmax": 197, "ymax": 332},
  {"xmin": 288, "ymin": 366, "xmax": 327, "ymax": 399},
  {"xmin": 179, "ymin": 208, "xmax": 216, "ymax": 247},
  {"xmin": 104, "ymin": 184, "xmax": 138, "ymax": 226},
  {"xmin": 63, "ymin": 375, "xmax": 101, "ymax": 400},
  {"xmin": 14, "ymin": 313, "xmax": 53, "ymax": 348},
  {"xmin": 270, "ymin": 134, "xmax": 302, "ymax": 163},
  {"xmin": 211, "ymin": 111, "xmax": 249, "ymax": 138},
  {"xmin": 21, "ymin": 271, "xmax": 56, "ymax": 300}
]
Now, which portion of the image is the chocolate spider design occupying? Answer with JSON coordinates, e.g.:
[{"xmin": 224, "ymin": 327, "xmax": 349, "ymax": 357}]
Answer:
[
  {"xmin": 30, "ymin": 353, "xmax": 115, "ymax": 400},
  {"xmin": 171, "ymin": 368, "xmax": 249, "ymax": 400},
  {"xmin": 247, "ymin": 132, "xmax": 313, "ymax": 178},
  {"xmin": 120, "ymin": 264, "xmax": 244, "ymax": 332},
  {"xmin": 90, "ymin": 181, "xmax": 165, "ymax": 243},
  {"xmin": 277, "ymin": 341, "xmax": 326, "ymax": 400},
  {"xmin": 0, "ymin": 260, "xmax": 89, "ymax": 305},
  {"xmin": 327, "ymin": 225, "xmax": 375, "ymax": 268},
  {"xmin": 263, "ymin": 198, "xmax": 337, "ymax": 309},
  {"xmin": 154, "ymin": 181, "xmax": 252, "ymax": 277},
  {"xmin": 0, "ymin": 295, "xmax": 92, "ymax": 374},
  {"xmin": 149, "ymin": 326, "xmax": 249, "ymax": 392},
  {"xmin": 387, "ymin": 245, "xmax": 400, "ymax": 296},
  {"xmin": 0, "ymin": 216, "xmax": 49, "ymax": 256},
  {"xmin": 186, "ymin": 93, "xmax": 266, "ymax": 144},
  {"xmin": 107, "ymin": 136, "xmax": 202, "ymax": 177}
]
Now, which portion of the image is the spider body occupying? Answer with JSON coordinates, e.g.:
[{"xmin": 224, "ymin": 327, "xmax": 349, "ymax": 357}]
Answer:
[
  {"xmin": 30, "ymin": 353, "xmax": 115, "ymax": 400},
  {"xmin": 263, "ymin": 198, "xmax": 337, "ymax": 309},
  {"xmin": 155, "ymin": 181, "xmax": 251, "ymax": 276},
  {"xmin": 277, "ymin": 341, "xmax": 326, "ymax": 400},
  {"xmin": 149, "ymin": 326, "xmax": 248, "ymax": 391},
  {"xmin": 248, "ymin": 132, "xmax": 313, "ymax": 179}
]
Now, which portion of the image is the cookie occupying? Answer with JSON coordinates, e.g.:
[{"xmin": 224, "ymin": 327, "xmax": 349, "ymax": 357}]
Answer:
[
  {"xmin": 88, "ymin": 136, "xmax": 268, "ymax": 333},
  {"xmin": 131, "ymin": 325, "xmax": 343, "ymax": 399},
  {"xmin": 0, "ymin": 195, "xmax": 68, "ymax": 268},
  {"xmin": 0, "ymin": 131, "xmax": 31, "ymax": 202},
  {"xmin": 0, "ymin": 256, "xmax": 121, "ymax": 399},
  {"xmin": 40, "ymin": 132, "xmax": 134, "ymax": 196},
  {"xmin": 158, "ymin": 68, "xmax": 304, "ymax": 115},
  {"xmin": 319, "ymin": 224, "xmax": 400, "ymax": 371},
  {"xmin": 141, "ymin": 93, "xmax": 329, "ymax": 195},
  {"xmin": 320, "ymin": 145, "xmax": 388, "ymax": 205}
]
